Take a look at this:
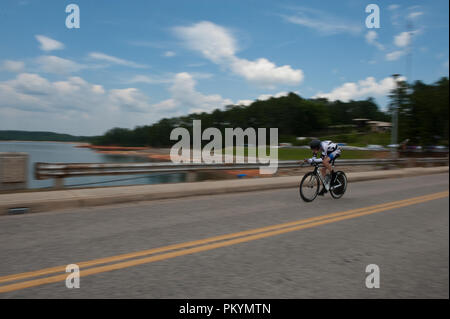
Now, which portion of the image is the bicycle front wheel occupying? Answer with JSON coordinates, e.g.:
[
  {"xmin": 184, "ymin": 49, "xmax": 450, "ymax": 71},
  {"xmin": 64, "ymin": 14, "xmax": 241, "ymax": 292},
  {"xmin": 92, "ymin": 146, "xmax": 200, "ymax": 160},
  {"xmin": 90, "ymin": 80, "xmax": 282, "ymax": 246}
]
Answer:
[
  {"xmin": 330, "ymin": 171, "xmax": 347, "ymax": 199},
  {"xmin": 299, "ymin": 172, "xmax": 320, "ymax": 202}
]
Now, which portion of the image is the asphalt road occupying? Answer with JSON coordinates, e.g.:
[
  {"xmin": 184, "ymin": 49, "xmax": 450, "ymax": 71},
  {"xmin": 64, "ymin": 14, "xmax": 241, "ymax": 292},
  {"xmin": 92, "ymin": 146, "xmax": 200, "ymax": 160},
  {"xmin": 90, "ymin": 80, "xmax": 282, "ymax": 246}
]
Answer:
[{"xmin": 0, "ymin": 173, "xmax": 448, "ymax": 298}]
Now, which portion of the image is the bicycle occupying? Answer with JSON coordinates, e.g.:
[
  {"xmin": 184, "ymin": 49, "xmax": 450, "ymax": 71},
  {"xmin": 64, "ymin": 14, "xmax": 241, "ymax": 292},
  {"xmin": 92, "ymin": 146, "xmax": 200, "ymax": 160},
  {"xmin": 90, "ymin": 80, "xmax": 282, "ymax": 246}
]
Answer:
[{"xmin": 299, "ymin": 158, "xmax": 348, "ymax": 202}]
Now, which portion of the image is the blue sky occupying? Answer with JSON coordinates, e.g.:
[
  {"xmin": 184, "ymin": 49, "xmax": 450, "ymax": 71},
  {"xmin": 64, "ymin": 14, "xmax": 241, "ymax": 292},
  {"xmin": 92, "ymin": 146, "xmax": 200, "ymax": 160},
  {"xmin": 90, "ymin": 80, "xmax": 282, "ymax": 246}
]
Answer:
[{"xmin": 0, "ymin": 0, "xmax": 448, "ymax": 135}]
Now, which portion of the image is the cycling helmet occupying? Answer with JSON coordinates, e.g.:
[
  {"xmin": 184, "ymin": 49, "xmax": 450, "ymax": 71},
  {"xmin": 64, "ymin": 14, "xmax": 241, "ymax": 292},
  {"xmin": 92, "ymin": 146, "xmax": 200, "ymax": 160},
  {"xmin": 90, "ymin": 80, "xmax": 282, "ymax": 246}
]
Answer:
[{"xmin": 309, "ymin": 139, "xmax": 321, "ymax": 150}]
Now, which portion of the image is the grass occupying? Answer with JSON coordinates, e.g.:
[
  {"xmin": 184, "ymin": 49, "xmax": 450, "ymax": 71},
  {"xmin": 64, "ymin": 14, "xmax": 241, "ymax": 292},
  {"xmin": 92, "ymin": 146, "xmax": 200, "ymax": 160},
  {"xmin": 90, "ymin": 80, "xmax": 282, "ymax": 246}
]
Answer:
[
  {"xmin": 277, "ymin": 148, "xmax": 381, "ymax": 160},
  {"xmin": 222, "ymin": 147, "xmax": 382, "ymax": 160},
  {"xmin": 279, "ymin": 131, "xmax": 392, "ymax": 147}
]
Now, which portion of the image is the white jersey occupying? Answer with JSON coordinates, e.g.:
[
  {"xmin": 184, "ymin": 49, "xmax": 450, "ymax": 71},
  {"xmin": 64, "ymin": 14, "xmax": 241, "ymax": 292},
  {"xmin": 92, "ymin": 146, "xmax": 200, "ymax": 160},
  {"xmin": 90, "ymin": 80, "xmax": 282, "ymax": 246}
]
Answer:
[{"xmin": 320, "ymin": 140, "xmax": 338, "ymax": 155}]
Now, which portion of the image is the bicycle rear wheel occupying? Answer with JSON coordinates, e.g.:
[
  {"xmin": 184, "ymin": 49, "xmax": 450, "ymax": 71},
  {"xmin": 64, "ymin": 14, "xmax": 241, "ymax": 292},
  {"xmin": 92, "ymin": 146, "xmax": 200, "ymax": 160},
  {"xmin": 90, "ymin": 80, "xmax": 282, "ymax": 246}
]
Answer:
[
  {"xmin": 299, "ymin": 172, "xmax": 320, "ymax": 202},
  {"xmin": 330, "ymin": 171, "xmax": 347, "ymax": 199}
]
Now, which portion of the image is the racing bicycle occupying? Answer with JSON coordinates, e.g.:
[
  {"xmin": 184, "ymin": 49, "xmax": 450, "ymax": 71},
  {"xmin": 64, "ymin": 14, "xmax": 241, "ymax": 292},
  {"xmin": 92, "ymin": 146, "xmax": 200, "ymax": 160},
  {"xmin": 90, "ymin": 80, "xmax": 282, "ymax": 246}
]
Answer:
[{"xmin": 299, "ymin": 159, "xmax": 347, "ymax": 202}]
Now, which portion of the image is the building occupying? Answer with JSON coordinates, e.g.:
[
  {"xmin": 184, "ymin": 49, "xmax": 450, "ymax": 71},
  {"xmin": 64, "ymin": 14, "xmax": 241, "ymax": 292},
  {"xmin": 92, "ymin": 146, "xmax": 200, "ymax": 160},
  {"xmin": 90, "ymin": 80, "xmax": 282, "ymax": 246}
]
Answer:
[
  {"xmin": 367, "ymin": 121, "xmax": 392, "ymax": 132},
  {"xmin": 352, "ymin": 118, "xmax": 391, "ymax": 132},
  {"xmin": 352, "ymin": 118, "xmax": 370, "ymax": 129}
]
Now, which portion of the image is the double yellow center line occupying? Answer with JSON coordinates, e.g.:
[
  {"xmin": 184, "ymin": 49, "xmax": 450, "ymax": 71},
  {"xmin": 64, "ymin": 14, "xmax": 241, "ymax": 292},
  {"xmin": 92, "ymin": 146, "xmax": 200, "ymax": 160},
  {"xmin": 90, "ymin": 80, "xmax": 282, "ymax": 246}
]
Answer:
[{"xmin": 0, "ymin": 191, "xmax": 448, "ymax": 294}]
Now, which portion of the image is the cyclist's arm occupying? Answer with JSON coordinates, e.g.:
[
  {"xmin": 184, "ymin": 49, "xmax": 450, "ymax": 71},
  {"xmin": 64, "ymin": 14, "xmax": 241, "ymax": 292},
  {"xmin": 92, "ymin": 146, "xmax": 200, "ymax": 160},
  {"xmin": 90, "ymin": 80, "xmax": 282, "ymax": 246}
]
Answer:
[{"xmin": 305, "ymin": 157, "xmax": 323, "ymax": 164}]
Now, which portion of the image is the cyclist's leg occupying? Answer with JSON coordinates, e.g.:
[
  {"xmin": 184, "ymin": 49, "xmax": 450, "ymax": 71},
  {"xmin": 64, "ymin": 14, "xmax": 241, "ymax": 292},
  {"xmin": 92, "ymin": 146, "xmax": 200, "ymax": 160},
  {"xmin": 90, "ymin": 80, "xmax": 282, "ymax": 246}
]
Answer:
[
  {"xmin": 318, "ymin": 156, "xmax": 332, "ymax": 195},
  {"xmin": 322, "ymin": 156, "xmax": 332, "ymax": 175},
  {"xmin": 329, "ymin": 150, "xmax": 341, "ymax": 183}
]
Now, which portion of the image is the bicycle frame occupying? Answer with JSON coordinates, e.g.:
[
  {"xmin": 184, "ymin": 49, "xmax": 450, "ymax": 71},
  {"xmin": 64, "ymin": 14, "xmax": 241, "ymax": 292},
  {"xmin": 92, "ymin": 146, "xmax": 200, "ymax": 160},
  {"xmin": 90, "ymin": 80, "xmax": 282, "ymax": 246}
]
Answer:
[
  {"xmin": 308, "ymin": 162, "xmax": 343, "ymax": 191},
  {"xmin": 311, "ymin": 163, "xmax": 326, "ymax": 187}
]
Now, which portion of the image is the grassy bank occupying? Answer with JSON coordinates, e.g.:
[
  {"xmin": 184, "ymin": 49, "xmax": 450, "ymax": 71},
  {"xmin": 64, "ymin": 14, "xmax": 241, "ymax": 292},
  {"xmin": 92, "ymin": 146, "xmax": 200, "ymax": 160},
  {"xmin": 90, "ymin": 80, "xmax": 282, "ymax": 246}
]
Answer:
[
  {"xmin": 280, "ymin": 132, "xmax": 391, "ymax": 147},
  {"xmin": 223, "ymin": 147, "xmax": 384, "ymax": 160}
]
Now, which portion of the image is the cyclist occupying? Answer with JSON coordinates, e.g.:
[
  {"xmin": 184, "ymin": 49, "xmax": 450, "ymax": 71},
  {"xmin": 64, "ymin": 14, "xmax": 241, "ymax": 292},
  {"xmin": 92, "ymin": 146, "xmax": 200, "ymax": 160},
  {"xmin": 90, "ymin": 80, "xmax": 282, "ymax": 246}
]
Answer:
[{"xmin": 304, "ymin": 139, "xmax": 341, "ymax": 196}]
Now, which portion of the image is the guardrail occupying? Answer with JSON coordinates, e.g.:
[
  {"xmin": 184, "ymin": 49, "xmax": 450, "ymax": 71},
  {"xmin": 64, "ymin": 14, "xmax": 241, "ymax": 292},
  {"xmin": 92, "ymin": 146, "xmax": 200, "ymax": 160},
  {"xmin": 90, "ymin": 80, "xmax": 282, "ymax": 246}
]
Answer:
[{"xmin": 35, "ymin": 157, "xmax": 449, "ymax": 189}]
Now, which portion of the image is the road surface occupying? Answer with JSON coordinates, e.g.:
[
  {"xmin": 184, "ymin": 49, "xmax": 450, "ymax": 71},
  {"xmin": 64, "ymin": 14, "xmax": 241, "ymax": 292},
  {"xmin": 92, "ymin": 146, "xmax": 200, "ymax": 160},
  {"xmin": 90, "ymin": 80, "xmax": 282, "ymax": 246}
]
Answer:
[{"xmin": 0, "ymin": 173, "xmax": 448, "ymax": 298}]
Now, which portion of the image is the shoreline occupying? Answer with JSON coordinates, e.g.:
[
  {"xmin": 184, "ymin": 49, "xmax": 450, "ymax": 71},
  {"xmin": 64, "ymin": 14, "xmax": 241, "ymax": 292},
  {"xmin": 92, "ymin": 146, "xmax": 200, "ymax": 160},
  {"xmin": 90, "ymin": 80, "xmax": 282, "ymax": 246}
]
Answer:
[
  {"xmin": 77, "ymin": 144, "xmax": 173, "ymax": 161},
  {"xmin": 0, "ymin": 140, "xmax": 85, "ymax": 144},
  {"xmin": 0, "ymin": 140, "xmax": 172, "ymax": 161},
  {"xmin": 76, "ymin": 144, "xmax": 149, "ymax": 151}
]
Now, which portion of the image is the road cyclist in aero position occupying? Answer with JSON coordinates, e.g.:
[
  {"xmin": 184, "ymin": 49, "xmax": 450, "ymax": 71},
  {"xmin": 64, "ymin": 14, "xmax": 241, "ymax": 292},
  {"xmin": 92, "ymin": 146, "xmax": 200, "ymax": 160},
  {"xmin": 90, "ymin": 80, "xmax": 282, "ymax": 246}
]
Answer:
[
  {"xmin": 299, "ymin": 139, "xmax": 347, "ymax": 201},
  {"xmin": 306, "ymin": 139, "xmax": 341, "ymax": 195}
]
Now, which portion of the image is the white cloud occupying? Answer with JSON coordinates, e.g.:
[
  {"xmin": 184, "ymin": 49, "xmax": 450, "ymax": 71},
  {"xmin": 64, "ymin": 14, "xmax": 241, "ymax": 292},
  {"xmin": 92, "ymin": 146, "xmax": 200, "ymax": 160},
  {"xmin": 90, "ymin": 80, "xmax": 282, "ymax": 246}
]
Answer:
[
  {"xmin": 127, "ymin": 72, "xmax": 213, "ymax": 85},
  {"xmin": 155, "ymin": 72, "xmax": 232, "ymax": 113},
  {"xmin": 92, "ymin": 84, "xmax": 105, "ymax": 94},
  {"xmin": 283, "ymin": 15, "xmax": 361, "ymax": 35},
  {"xmin": 5, "ymin": 73, "xmax": 53, "ymax": 96},
  {"xmin": 189, "ymin": 72, "xmax": 214, "ymax": 80},
  {"xmin": 236, "ymin": 99, "xmax": 254, "ymax": 106},
  {"xmin": 313, "ymin": 76, "xmax": 406, "ymax": 102},
  {"xmin": 229, "ymin": 57, "xmax": 303, "ymax": 88},
  {"xmin": 408, "ymin": 11, "xmax": 423, "ymax": 19},
  {"xmin": 386, "ymin": 30, "xmax": 421, "ymax": 61},
  {"xmin": 88, "ymin": 52, "xmax": 148, "ymax": 68},
  {"xmin": 389, "ymin": 4, "xmax": 402, "ymax": 26},
  {"xmin": 236, "ymin": 92, "xmax": 290, "ymax": 106},
  {"xmin": 1, "ymin": 60, "xmax": 25, "ymax": 72},
  {"xmin": 174, "ymin": 21, "xmax": 303, "ymax": 88},
  {"xmin": 35, "ymin": 35, "xmax": 64, "ymax": 51},
  {"xmin": 257, "ymin": 91, "xmax": 290, "ymax": 101},
  {"xmin": 394, "ymin": 31, "xmax": 412, "ymax": 48},
  {"xmin": 365, "ymin": 31, "xmax": 384, "ymax": 51},
  {"xmin": 36, "ymin": 55, "xmax": 84, "ymax": 74},
  {"xmin": 0, "ymin": 74, "xmax": 160, "ymax": 135},
  {"xmin": 388, "ymin": 4, "xmax": 399, "ymax": 10},
  {"xmin": 0, "ymin": 73, "xmax": 152, "ymax": 114},
  {"xmin": 127, "ymin": 74, "xmax": 173, "ymax": 84},
  {"xmin": 163, "ymin": 51, "xmax": 176, "ymax": 57},
  {"xmin": 174, "ymin": 21, "xmax": 237, "ymax": 63},
  {"xmin": 109, "ymin": 88, "xmax": 152, "ymax": 112},
  {"xmin": 281, "ymin": 7, "xmax": 362, "ymax": 35},
  {"xmin": 152, "ymin": 99, "xmax": 178, "ymax": 110}
]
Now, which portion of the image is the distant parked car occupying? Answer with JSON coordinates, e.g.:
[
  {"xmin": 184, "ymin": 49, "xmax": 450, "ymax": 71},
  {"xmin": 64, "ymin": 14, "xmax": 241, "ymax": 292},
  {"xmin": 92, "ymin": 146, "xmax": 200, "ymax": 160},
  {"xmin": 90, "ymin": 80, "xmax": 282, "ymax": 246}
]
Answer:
[
  {"xmin": 367, "ymin": 144, "xmax": 384, "ymax": 150},
  {"xmin": 406, "ymin": 145, "xmax": 423, "ymax": 151},
  {"xmin": 387, "ymin": 144, "xmax": 400, "ymax": 148},
  {"xmin": 425, "ymin": 145, "xmax": 449, "ymax": 152}
]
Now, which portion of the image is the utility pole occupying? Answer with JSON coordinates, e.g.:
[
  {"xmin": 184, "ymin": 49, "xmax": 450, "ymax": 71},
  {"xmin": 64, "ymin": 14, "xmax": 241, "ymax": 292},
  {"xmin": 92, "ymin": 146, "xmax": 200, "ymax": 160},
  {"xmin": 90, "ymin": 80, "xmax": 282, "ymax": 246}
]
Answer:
[
  {"xmin": 391, "ymin": 73, "xmax": 400, "ymax": 159},
  {"xmin": 406, "ymin": 18, "xmax": 413, "ymax": 85}
]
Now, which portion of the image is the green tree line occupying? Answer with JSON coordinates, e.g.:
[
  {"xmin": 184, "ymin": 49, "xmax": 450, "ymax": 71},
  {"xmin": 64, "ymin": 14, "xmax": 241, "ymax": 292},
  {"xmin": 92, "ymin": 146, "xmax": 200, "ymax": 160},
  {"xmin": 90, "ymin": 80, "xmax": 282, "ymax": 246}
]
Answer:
[
  {"xmin": 390, "ymin": 77, "xmax": 449, "ymax": 146},
  {"xmin": 0, "ymin": 130, "xmax": 93, "ymax": 142},
  {"xmin": 93, "ymin": 77, "xmax": 448, "ymax": 147}
]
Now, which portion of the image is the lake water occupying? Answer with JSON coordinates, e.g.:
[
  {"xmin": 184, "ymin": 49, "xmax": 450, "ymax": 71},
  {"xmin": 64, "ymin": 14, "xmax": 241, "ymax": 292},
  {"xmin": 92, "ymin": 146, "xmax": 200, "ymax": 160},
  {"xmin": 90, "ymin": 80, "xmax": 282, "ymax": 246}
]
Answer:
[{"xmin": 0, "ymin": 141, "xmax": 184, "ymax": 189}]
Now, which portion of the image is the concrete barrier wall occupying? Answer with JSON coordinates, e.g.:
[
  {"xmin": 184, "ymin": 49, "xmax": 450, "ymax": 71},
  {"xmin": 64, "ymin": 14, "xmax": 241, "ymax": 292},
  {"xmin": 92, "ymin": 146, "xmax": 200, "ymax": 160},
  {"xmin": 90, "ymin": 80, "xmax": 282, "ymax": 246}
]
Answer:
[
  {"xmin": 0, "ymin": 166, "xmax": 448, "ymax": 216},
  {"xmin": 0, "ymin": 152, "xmax": 28, "ymax": 191}
]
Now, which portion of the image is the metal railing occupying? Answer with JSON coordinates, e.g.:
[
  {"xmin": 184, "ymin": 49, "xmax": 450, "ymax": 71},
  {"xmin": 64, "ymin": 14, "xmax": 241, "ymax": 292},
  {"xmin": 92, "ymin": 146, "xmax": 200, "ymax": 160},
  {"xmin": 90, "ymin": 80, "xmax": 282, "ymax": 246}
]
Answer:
[{"xmin": 35, "ymin": 157, "xmax": 449, "ymax": 188}]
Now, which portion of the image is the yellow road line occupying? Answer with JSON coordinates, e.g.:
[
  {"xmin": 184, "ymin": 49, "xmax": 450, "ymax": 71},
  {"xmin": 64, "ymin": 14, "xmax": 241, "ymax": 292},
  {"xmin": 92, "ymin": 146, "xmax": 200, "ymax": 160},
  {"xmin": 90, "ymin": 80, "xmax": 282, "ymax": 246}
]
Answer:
[
  {"xmin": 1, "ymin": 191, "xmax": 443, "ymax": 284},
  {"xmin": 0, "ymin": 191, "xmax": 447, "ymax": 293}
]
